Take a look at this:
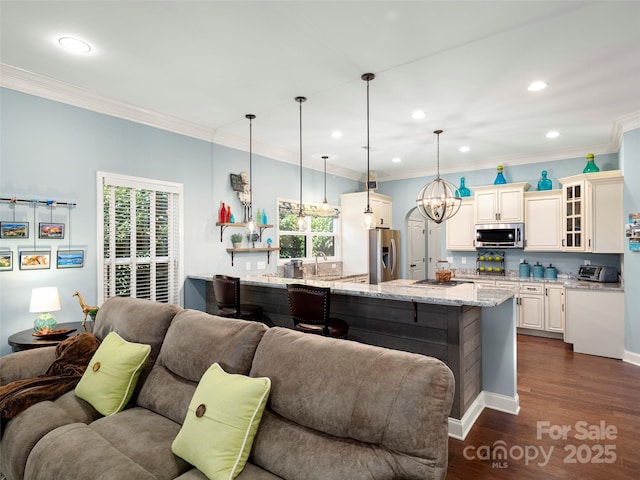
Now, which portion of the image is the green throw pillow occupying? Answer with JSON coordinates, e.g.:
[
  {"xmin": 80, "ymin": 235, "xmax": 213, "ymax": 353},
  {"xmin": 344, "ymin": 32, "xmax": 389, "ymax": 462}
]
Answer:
[
  {"xmin": 171, "ymin": 363, "xmax": 271, "ymax": 480},
  {"xmin": 75, "ymin": 331, "xmax": 151, "ymax": 416}
]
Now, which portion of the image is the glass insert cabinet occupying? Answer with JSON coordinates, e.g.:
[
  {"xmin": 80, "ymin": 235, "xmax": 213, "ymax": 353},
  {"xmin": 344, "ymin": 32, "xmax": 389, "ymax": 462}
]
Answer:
[{"xmin": 563, "ymin": 181, "xmax": 585, "ymax": 250}]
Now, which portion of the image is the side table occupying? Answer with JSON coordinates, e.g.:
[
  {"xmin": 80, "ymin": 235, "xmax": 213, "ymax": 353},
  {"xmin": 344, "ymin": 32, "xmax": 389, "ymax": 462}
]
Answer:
[{"xmin": 8, "ymin": 322, "xmax": 85, "ymax": 352}]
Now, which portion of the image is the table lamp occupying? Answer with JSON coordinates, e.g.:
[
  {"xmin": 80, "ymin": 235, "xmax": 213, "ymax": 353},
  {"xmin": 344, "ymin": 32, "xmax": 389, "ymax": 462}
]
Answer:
[{"xmin": 29, "ymin": 287, "xmax": 61, "ymax": 332}]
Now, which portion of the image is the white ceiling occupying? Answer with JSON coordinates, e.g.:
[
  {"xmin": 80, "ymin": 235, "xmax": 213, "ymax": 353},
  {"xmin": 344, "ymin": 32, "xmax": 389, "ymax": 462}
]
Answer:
[{"xmin": 1, "ymin": 1, "xmax": 640, "ymax": 181}]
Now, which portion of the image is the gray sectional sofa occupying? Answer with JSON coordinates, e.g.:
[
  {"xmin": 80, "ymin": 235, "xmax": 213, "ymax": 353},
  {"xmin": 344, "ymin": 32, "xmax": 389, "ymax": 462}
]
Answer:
[{"xmin": 0, "ymin": 296, "xmax": 454, "ymax": 480}]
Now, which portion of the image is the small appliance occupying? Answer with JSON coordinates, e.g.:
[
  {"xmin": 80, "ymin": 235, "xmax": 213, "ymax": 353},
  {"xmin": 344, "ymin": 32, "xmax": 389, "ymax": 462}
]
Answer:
[
  {"xmin": 475, "ymin": 223, "xmax": 524, "ymax": 249},
  {"xmin": 577, "ymin": 265, "xmax": 618, "ymax": 283}
]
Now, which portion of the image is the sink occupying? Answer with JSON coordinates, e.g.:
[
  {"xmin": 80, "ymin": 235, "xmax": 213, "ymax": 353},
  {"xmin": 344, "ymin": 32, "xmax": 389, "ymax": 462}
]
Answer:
[{"xmin": 413, "ymin": 279, "xmax": 461, "ymax": 287}]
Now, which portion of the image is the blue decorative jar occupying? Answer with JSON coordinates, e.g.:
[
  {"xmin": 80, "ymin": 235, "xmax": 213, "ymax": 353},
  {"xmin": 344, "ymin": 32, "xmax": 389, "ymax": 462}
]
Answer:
[
  {"xmin": 583, "ymin": 153, "xmax": 600, "ymax": 173},
  {"xmin": 537, "ymin": 170, "xmax": 552, "ymax": 191},
  {"xmin": 494, "ymin": 165, "xmax": 507, "ymax": 185},
  {"xmin": 456, "ymin": 177, "xmax": 471, "ymax": 197}
]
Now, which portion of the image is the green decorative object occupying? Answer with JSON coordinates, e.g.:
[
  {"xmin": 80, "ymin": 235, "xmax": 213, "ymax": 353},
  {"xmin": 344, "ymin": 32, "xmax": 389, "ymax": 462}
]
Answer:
[
  {"xmin": 583, "ymin": 153, "xmax": 600, "ymax": 173},
  {"xmin": 537, "ymin": 170, "xmax": 552, "ymax": 191},
  {"xmin": 33, "ymin": 313, "xmax": 57, "ymax": 332},
  {"xmin": 456, "ymin": 177, "xmax": 471, "ymax": 197},
  {"xmin": 494, "ymin": 165, "xmax": 507, "ymax": 185}
]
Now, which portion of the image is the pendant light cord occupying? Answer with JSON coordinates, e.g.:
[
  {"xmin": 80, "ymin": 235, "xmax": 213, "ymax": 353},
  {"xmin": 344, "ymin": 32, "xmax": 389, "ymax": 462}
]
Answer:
[
  {"xmin": 366, "ymin": 76, "xmax": 371, "ymax": 209},
  {"xmin": 295, "ymin": 97, "xmax": 307, "ymax": 214},
  {"xmin": 246, "ymin": 114, "xmax": 256, "ymax": 220},
  {"xmin": 435, "ymin": 129, "xmax": 442, "ymax": 180},
  {"xmin": 322, "ymin": 156, "xmax": 328, "ymax": 202}
]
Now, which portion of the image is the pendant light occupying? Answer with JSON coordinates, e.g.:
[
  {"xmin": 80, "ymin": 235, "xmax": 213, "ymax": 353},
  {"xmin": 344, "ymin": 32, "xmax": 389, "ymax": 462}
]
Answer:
[
  {"xmin": 321, "ymin": 155, "xmax": 330, "ymax": 213},
  {"xmin": 295, "ymin": 96, "xmax": 308, "ymax": 231},
  {"xmin": 416, "ymin": 130, "xmax": 461, "ymax": 223},
  {"xmin": 362, "ymin": 73, "xmax": 376, "ymax": 229},
  {"xmin": 245, "ymin": 114, "xmax": 257, "ymax": 234}
]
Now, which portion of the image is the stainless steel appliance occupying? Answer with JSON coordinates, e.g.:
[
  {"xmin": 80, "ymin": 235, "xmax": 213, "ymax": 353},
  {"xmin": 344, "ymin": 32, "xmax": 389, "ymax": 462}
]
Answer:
[
  {"xmin": 369, "ymin": 229, "xmax": 400, "ymax": 284},
  {"xmin": 475, "ymin": 223, "xmax": 524, "ymax": 248},
  {"xmin": 284, "ymin": 259, "xmax": 304, "ymax": 279},
  {"xmin": 577, "ymin": 265, "xmax": 618, "ymax": 283}
]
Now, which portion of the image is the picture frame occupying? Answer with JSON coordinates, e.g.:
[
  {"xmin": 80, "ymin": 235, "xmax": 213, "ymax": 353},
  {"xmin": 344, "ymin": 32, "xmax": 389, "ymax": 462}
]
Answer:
[
  {"xmin": 39, "ymin": 222, "xmax": 65, "ymax": 239},
  {"xmin": 0, "ymin": 251, "xmax": 12, "ymax": 271},
  {"xmin": 56, "ymin": 249, "xmax": 84, "ymax": 269},
  {"xmin": 230, "ymin": 173, "xmax": 244, "ymax": 192},
  {"xmin": 19, "ymin": 250, "xmax": 51, "ymax": 270},
  {"xmin": 0, "ymin": 222, "xmax": 29, "ymax": 238}
]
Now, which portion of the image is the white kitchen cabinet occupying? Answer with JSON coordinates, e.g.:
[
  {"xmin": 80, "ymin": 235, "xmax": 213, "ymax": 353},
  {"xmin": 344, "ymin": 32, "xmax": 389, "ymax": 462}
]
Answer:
[
  {"xmin": 545, "ymin": 285, "xmax": 565, "ymax": 333},
  {"xmin": 559, "ymin": 170, "xmax": 623, "ymax": 253},
  {"xmin": 340, "ymin": 191, "xmax": 392, "ymax": 276},
  {"xmin": 564, "ymin": 288, "xmax": 623, "ymax": 359},
  {"xmin": 474, "ymin": 183, "xmax": 529, "ymax": 224},
  {"xmin": 445, "ymin": 198, "xmax": 475, "ymax": 251},
  {"xmin": 517, "ymin": 283, "xmax": 544, "ymax": 330},
  {"xmin": 524, "ymin": 190, "xmax": 562, "ymax": 251}
]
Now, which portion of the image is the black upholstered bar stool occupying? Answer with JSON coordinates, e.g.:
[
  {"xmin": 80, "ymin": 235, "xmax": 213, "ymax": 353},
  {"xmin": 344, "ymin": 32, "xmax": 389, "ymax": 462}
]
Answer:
[
  {"xmin": 286, "ymin": 283, "xmax": 349, "ymax": 339},
  {"xmin": 212, "ymin": 275, "xmax": 263, "ymax": 322}
]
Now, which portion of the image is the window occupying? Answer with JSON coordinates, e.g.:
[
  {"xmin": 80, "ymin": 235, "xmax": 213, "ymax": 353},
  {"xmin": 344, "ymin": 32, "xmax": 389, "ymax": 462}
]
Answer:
[
  {"xmin": 97, "ymin": 172, "xmax": 183, "ymax": 305},
  {"xmin": 277, "ymin": 199, "xmax": 340, "ymax": 261}
]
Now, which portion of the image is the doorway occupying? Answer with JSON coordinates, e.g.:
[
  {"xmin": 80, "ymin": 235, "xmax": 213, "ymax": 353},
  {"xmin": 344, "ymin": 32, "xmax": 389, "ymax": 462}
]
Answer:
[{"xmin": 406, "ymin": 209, "xmax": 426, "ymax": 280}]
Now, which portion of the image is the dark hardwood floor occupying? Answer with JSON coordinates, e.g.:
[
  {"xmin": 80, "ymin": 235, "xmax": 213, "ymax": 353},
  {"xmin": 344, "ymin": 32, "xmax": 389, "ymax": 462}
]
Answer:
[{"xmin": 447, "ymin": 334, "xmax": 640, "ymax": 479}]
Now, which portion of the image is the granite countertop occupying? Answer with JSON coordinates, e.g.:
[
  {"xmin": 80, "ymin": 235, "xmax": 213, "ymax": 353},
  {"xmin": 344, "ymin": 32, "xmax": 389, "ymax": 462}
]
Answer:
[
  {"xmin": 454, "ymin": 273, "xmax": 624, "ymax": 291},
  {"xmin": 233, "ymin": 275, "xmax": 516, "ymax": 308}
]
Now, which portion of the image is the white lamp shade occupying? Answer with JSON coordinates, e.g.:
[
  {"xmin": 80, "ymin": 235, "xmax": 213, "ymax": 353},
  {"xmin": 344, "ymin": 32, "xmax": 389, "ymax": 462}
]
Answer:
[{"xmin": 29, "ymin": 287, "xmax": 61, "ymax": 313}]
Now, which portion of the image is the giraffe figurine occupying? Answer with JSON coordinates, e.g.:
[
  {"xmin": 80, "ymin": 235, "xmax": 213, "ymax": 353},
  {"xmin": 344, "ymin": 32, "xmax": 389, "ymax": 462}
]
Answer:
[{"xmin": 73, "ymin": 291, "xmax": 99, "ymax": 331}]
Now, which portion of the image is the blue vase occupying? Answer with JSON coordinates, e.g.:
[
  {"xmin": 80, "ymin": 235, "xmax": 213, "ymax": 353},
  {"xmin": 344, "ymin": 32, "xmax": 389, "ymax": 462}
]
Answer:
[
  {"xmin": 537, "ymin": 170, "xmax": 552, "ymax": 191},
  {"xmin": 456, "ymin": 177, "xmax": 471, "ymax": 197},
  {"xmin": 494, "ymin": 165, "xmax": 507, "ymax": 185},
  {"xmin": 583, "ymin": 153, "xmax": 600, "ymax": 173}
]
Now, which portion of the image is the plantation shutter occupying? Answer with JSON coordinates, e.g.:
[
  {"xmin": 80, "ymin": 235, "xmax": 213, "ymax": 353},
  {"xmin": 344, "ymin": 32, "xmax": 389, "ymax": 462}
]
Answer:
[{"xmin": 98, "ymin": 172, "xmax": 183, "ymax": 305}]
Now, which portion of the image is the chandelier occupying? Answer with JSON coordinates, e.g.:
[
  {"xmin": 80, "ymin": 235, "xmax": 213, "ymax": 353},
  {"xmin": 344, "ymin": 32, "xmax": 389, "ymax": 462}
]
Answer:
[{"xmin": 416, "ymin": 130, "xmax": 461, "ymax": 223}]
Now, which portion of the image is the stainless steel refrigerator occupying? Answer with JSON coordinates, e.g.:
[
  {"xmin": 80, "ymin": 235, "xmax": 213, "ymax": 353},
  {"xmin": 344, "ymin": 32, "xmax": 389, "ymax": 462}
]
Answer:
[{"xmin": 369, "ymin": 229, "xmax": 400, "ymax": 284}]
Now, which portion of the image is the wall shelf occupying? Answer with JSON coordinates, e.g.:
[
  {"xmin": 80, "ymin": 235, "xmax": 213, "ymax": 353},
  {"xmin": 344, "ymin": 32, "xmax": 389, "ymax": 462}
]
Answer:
[
  {"xmin": 225, "ymin": 247, "xmax": 279, "ymax": 266},
  {"xmin": 215, "ymin": 222, "xmax": 273, "ymax": 242}
]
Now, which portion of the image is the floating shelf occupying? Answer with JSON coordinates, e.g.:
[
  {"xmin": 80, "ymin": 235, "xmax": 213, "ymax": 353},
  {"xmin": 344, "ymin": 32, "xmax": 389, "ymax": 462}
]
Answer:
[
  {"xmin": 225, "ymin": 247, "xmax": 280, "ymax": 267},
  {"xmin": 216, "ymin": 222, "xmax": 273, "ymax": 242}
]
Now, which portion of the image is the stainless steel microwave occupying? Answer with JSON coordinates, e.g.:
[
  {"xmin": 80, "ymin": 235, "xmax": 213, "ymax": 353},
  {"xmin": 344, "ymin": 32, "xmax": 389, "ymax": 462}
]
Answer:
[{"xmin": 475, "ymin": 223, "xmax": 524, "ymax": 249}]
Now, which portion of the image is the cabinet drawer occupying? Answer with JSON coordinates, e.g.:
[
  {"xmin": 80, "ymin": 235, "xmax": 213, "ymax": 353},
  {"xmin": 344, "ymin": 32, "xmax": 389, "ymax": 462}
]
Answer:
[{"xmin": 519, "ymin": 283, "xmax": 544, "ymax": 295}]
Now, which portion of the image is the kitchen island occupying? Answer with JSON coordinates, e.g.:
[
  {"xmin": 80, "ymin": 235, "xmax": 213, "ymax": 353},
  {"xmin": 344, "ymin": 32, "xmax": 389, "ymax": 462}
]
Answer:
[{"xmin": 185, "ymin": 275, "xmax": 518, "ymax": 439}]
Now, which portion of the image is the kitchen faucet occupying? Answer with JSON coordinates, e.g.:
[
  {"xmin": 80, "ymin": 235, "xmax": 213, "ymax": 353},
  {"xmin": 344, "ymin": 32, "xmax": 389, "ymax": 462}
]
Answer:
[{"xmin": 315, "ymin": 252, "xmax": 327, "ymax": 275}]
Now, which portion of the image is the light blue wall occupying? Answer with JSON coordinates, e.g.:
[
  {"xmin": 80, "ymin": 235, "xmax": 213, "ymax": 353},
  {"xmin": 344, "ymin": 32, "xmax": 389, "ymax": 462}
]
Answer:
[
  {"xmin": 621, "ymin": 128, "xmax": 640, "ymax": 355},
  {"xmin": 0, "ymin": 88, "xmax": 358, "ymax": 356},
  {"xmin": 379, "ymin": 152, "xmax": 621, "ymax": 277}
]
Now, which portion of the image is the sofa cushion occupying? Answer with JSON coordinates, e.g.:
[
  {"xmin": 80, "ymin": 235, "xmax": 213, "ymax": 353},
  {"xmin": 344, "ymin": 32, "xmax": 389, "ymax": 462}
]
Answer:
[
  {"xmin": 172, "ymin": 363, "xmax": 271, "ymax": 480},
  {"xmin": 75, "ymin": 332, "xmax": 151, "ymax": 415},
  {"xmin": 24, "ymin": 422, "xmax": 157, "ymax": 480},
  {"xmin": 137, "ymin": 310, "xmax": 268, "ymax": 424},
  {"xmin": 248, "ymin": 327, "xmax": 454, "ymax": 480}
]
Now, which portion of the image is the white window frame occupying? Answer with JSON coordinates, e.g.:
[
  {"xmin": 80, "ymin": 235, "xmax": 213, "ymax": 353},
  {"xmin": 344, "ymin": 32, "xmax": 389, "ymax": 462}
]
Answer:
[
  {"xmin": 276, "ymin": 197, "xmax": 341, "ymax": 265},
  {"xmin": 97, "ymin": 171, "xmax": 184, "ymax": 305}
]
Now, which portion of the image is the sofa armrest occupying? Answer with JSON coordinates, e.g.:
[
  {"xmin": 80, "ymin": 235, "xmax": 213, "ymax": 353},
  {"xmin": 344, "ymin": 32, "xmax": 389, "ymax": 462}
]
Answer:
[{"xmin": 0, "ymin": 347, "xmax": 57, "ymax": 384}]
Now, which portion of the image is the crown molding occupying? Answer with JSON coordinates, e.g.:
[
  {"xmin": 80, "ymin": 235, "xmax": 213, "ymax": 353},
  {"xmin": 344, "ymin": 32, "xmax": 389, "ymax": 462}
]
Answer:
[{"xmin": 0, "ymin": 64, "xmax": 364, "ymax": 181}]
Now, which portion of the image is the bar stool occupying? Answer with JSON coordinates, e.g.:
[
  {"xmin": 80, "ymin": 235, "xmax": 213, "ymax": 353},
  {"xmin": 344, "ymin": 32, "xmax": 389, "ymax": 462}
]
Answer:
[
  {"xmin": 286, "ymin": 283, "xmax": 349, "ymax": 339},
  {"xmin": 212, "ymin": 275, "xmax": 263, "ymax": 322}
]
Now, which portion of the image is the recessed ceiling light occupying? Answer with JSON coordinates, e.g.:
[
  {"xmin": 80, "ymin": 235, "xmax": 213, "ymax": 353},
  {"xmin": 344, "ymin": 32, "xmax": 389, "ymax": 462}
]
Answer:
[
  {"xmin": 392, "ymin": 157, "xmax": 401, "ymax": 163},
  {"xmin": 546, "ymin": 131, "xmax": 560, "ymax": 139},
  {"xmin": 528, "ymin": 81, "xmax": 547, "ymax": 92},
  {"xmin": 330, "ymin": 130, "xmax": 343, "ymax": 139},
  {"xmin": 459, "ymin": 146, "xmax": 471, "ymax": 153},
  {"xmin": 57, "ymin": 36, "xmax": 92, "ymax": 54},
  {"xmin": 411, "ymin": 110, "xmax": 426, "ymax": 120}
]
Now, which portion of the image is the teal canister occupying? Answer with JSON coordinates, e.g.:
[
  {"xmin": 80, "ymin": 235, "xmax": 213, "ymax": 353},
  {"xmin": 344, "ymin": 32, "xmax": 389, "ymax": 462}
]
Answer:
[
  {"xmin": 532, "ymin": 262, "xmax": 545, "ymax": 279},
  {"xmin": 519, "ymin": 260, "xmax": 530, "ymax": 278},
  {"xmin": 545, "ymin": 264, "xmax": 558, "ymax": 279}
]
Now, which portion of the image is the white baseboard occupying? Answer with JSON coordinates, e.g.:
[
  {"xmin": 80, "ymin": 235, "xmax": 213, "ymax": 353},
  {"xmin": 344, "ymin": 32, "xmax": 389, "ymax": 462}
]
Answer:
[
  {"xmin": 448, "ymin": 391, "xmax": 520, "ymax": 440},
  {"xmin": 623, "ymin": 349, "xmax": 640, "ymax": 367}
]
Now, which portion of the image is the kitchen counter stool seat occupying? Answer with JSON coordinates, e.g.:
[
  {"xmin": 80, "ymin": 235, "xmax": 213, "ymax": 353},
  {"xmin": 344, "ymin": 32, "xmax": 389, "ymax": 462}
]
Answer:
[
  {"xmin": 286, "ymin": 283, "xmax": 348, "ymax": 339},
  {"xmin": 213, "ymin": 275, "xmax": 264, "ymax": 321}
]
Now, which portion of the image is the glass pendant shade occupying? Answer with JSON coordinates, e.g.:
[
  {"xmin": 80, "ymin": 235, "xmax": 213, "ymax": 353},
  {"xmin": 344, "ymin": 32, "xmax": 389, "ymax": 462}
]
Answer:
[
  {"xmin": 363, "ymin": 206, "xmax": 377, "ymax": 229},
  {"xmin": 295, "ymin": 211, "xmax": 307, "ymax": 231},
  {"xmin": 415, "ymin": 130, "xmax": 461, "ymax": 224}
]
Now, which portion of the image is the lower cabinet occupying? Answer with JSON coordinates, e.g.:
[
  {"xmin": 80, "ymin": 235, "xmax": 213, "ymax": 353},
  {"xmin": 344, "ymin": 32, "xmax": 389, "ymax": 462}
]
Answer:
[
  {"xmin": 544, "ymin": 285, "xmax": 565, "ymax": 332},
  {"xmin": 517, "ymin": 283, "xmax": 545, "ymax": 330}
]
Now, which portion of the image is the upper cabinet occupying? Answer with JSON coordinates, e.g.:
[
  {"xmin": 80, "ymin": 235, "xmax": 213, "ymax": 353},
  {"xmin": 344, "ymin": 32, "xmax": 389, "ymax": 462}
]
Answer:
[
  {"xmin": 524, "ymin": 190, "xmax": 562, "ymax": 251},
  {"xmin": 559, "ymin": 170, "xmax": 623, "ymax": 253},
  {"xmin": 474, "ymin": 183, "xmax": 529, "ymax": 224},
  {"xmin": 446, "ymin": 198, "xmax": 476, "ymax": 251}
]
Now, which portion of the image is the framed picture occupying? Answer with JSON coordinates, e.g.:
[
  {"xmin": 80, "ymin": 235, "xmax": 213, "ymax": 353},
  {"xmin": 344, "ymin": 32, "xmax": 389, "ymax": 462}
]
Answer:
[
  {"xmin": 0, "ymin": 222, "xmax": 29, "ymax": 238},
  {"xmin": 19, "ymin": 250, "xmax": 51, "ymax": 270},
  {"xmin": 230, "ymin": 173, "xmax": 244, "ymax": 192},
  {"xmin": 56, "ymin": 249, "xmax": 84, "ymax": 269},
  {"xmin": 0, "ymin": 251, "xmax": 12, "ymax": 271},
  {"xmin": 39, "ymin": 223, "xmax": 65, "ymax": 239}
]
